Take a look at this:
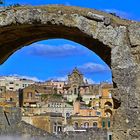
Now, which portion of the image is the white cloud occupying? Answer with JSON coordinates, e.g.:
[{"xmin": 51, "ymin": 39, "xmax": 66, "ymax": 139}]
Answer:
[
  {"xmin": 84, "ymin": 77, "xmax": 96, "ymax": 84},
  {"xmin": 27, "ymin": 43, "xmax": 87, "ymax": 57},
  {"xmin": 105, "ymin": 78, "xmax": 113, "ymax": 84},
  {"xmin": 78, "ymin": 62, "xmax": 110, "ymax": 74}
]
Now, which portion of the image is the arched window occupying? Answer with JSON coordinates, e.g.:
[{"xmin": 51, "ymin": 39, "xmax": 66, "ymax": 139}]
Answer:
[
  {"xmin": 53, "ymin": 122, "xmax": 57, "ymax": 133},
  {"xmin": 74, "ymin": 88, "xmax": 77, "ymax": 94},
  {"xmin": 66, "ymin": 112, "xmax": 70, "ymax": 118},
  {"xmin": 105, "ymin": 109, "xmax": 112, "ymax": 117},
  {"xmin": 84, "ymin": 122, "xmax": 89, "ymax": 128},
  {"xmin": 93, "ymin": 122, "xmax": 98, "ymax": 128},
  {"xmin": 104, "ymin": 102, "xmax": 112, "ymax": 107},
  {"xmin": 74, "ymin": 122, "xmax": 78, "ymax": 129}
]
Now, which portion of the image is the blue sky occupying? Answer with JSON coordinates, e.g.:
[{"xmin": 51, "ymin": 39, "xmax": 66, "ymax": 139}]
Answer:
[{"xmin": 0, "ymin": 0, "xmax": 139, "ymax": 83}]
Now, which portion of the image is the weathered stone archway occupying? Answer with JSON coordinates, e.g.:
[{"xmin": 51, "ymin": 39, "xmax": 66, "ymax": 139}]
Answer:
[{"xmin": 0, "ymin": 5, "xmax": 140, "ymax": 140}]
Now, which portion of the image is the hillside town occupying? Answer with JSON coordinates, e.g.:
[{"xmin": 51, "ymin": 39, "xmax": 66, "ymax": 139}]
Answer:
[{"xmin": 0, "ymin": 68, "xmax": 114, "ymax": 135}]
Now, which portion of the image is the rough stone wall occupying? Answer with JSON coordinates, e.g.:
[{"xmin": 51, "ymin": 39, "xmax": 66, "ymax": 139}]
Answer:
[
  {"xmin": 0, "ymin": 107, "xmax": 56, "ymax": 139},
  {"xmin": 110, "ymin": 23, "xmax": 140, "ymax": 140},
  {"xmin": 0, "ymin": 5, "xmax": 139, "ymax": 140},
  {"xmin": 59, "ymin": 129, "xmax": 108, "ymax": 140}
]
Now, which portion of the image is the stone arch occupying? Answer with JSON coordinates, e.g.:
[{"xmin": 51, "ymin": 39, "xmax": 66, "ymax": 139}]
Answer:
[
  {"xmin": 0, "ymin": 5, "xmax": 119, "ymax": 67},
  {"xmin": 84, "ymin": 122, "xmax": 89, "ymax": 128},
  {"xmin": 104, "ymin": 101, "xmax": 113, "ymax": 107},
  {"xmin": 0, "ymin": 5, "xmax": 139, "ymax": 140},
  {"xmin": 93, "ymin": 122, "xmax": 98, "ymax": 128},
  {"xmin": 74, "ymin": 122, "xmax": 79, "ymax": 129},
  {"xmin": 105, "ymin": 109, "xmax": 113, "ymax": 117}
]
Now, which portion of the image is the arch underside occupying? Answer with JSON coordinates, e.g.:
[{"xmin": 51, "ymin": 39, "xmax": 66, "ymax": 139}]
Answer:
[{"xmin": 0, "ymin": 24, "xmax": 111, "ymax": 67}]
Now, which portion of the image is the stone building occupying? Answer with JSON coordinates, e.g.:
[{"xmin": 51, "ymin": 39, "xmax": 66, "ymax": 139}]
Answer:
[
  {"xmin": 43, "ymin": 80, "xmax": 65, "ymax": 94},
  {"xmin": 2, "ymin": 90, "xmax": 18, "ymax": 101},
  {"xmin": 0, "ymin": 76, "xmax": 35, "ymax": 91},
  {"xmin": 63, "ymin": 68, "xmax": 97, "ymax": 103},
  {"xmin": 0, "ymin": 86, "xmax": 6, "ymax": 95},
  {"xmin": 22, "ymin": 97, "xmax": 73, "ymax": 125},
  {"xmin": 22, "ymin": 84, "xmax": 55, "ymax": 107},
  {"xmin": 0, "ymin": 86, "xmax": 18, "ymax": 107},
  {"xmin": 70, "ymin": 100, "xmax": 102, "ymax": 129},
  {"xmin": 91, "ymin": 83, "xmax": 114, "ymax": 130},
  {"xmin": 22, "ymin": 112, "xmax": 64, "ymax": 134},
  {"xmin": 42, "ymin": 99, "xmax": 73, "ymax": 124}
]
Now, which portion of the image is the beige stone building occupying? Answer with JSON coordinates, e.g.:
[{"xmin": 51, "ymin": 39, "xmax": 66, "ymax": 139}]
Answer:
[
  {"xmin": 22, "ymin": 97, "xmax": 73, "ymax": 125},
  {"xmin": 22, "ymin": 84, "xmax": 55, "ymax": 107},
  {"xmin": 42, "ymin": 80, "xmax": 65, "ymax": 94},
  {"xmin": 22, "ymin": 112, "xmax": 64, "ymax": 134},
  {"xmin": 63, "ymin": 68, "xmax": 100, "ymax": 104},
  {"xmin": 69, "ymin": 100, "xmax": 102, "ymax": 129},
  {"xmin": 0, "ymin": 76, "xmax": 35, "ymax": 91},
  {"xmin": 0, "ymin": 86, "xmax": 18, "ymax": 107}
]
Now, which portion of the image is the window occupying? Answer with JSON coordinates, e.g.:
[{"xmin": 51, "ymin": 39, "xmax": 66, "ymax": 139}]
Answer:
[
  {"xmin": 84, "ymin": 122, "xmax": 89, "ymax": 128},
  {"xmin": 96, "ymin": 111, "xmax": 101, "ymax": 116},
  {"xmin": 102, "ymin": 120, "xmax": 105, "ymax": 128},
  {"xmin": 57, "ymin": 126, "xmax": 62, "ymax": 133},
  {"xmin": 9, "ymin": 87, "xmax": 13, "ymax": 90},
  {"xmin": 10, "ymin": 97, "xmax": 13, "ymax": 102},
  {"xmin": 89, "ymin": 111, "xmax": 92, "ymax": 116},
  {"xmin": 93, "ymin": 122, "xmax": 98, "ymax": 128},
  {"xmin": 108, "ymin": 120, "xmax": 110, "ymax": 128},
  {"xmin": 27, "ymin": 92, "xmax": 33, "ymax": 98},
  {"xmin": 53, "ymin": 123, "xmax": 57, "ymax": 133},
  {"xmin": 74, "ymin": 122, "xmax": 78, "ymax": 129},
  {"xmin": 66, "ymin": 112, "xmax": 70, "ymax": 118},
  {"xmin": 74, "ymin": 88, "xmax": 77, "ymax": 94},
  {"xmin": 9, "ymin": 82, "xmax": 14, "ymax": 84},
  {"xmin": 109, "ymin": 135, "xmax": 112, "ymax": 140}
]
